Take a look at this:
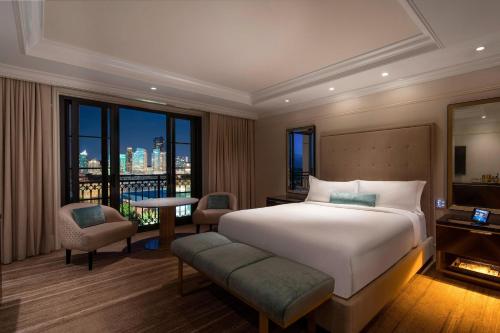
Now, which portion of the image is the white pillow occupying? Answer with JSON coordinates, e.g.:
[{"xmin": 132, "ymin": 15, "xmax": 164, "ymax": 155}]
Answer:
[
  {"xmin": 306, "ymin": 176, "xmax": 358, "ymax": 202},
  {"xmin": 358, "ymin": 180, "xmax": 426, "ymax": 212}
]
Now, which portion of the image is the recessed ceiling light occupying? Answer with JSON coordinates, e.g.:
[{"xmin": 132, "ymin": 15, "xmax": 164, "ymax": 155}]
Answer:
[
  {"xmin": 150, "ymin": 87, "xmax": 157, "ymax": 91},
  {"xmin": 476, "ymin": 46, "xmax": 485, "ymax": 52},
  {"xmin": 284, "ymin": 99, "xmax": 290, "ymax": 103},
  {"xmin": 381, "ymin": 72, "xmax": 389, "ymax": 77},
  {"xmin": 482, "ymin": 115, "xmax": 487, "ymax": 119},
  {"xmin": 329, "ymin": 87, "xmax": 335, "ymax": 91}
]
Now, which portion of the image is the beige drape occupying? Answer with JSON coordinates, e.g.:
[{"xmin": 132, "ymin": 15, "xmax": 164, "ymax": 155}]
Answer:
[
  {"xmin": 207, "ymin": 113, "xmax": 255, "ymax": 209},
  {"xmin": 0, "ymin": 78, "xmax": 59, "ymax": 264}
]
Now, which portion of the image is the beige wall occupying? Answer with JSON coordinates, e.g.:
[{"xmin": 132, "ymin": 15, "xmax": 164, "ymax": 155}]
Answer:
[{"xmin": 255, "ymin": 65, "xmax": 500, "ymax": 215}]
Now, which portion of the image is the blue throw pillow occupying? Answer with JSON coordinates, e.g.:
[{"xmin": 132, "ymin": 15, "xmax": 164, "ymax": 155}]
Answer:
[
  {"xmin": 330, "ymin": 192, "xmax": 377, "ymax": 207},
  {"xmin": 71, "ymin": 205, "xmax": 106, "ymax": 229},
  {"xmin": 207, "ymin": 195, "xmax": 230, "ymax": 209}
]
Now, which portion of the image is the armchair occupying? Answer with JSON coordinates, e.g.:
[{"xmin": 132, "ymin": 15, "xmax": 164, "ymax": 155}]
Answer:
[
  {"xmin": 59, "ymin": 203, "xmax": 137, "ymax": 270},
  {"xmin": 193, "ymin": 192, "xmax": 238, "ymax": 233}
]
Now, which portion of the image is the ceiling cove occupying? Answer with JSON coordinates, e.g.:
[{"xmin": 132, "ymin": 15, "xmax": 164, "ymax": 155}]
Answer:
[{"xmin": 9, "ymin": 0, "xmax": 500, "ymax": 118}]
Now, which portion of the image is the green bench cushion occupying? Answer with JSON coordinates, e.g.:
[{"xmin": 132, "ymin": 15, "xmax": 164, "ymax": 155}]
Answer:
[
  {"xmin": 172, "ymin": 232, "xmax": 335, "ymax": 328},
  {"xmin": 170, "ymin": 232, "xmax": 231, "ymax": 264},
  {"xmin": 192, "ymin": 243, "xmax": 272, "ymax": 285},
  {"xmin": 228, "ymin": 257, "xmax": 334, "ymax": 326}
]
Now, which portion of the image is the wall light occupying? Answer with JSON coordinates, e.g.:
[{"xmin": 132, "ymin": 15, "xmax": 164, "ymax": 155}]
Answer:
[
  {"xmin": 381, "ymin": 72, "xmax": 389, "ymax": 77},
  {"xmin": 435, "ymin": 198, "xmax": 446, "ymax": 209},
  {"xmin": 150, "ymin": 87, "xmax": 157, "ymax": 91},
  {"xmin": 285, "ymin": 99, "xmax": 290, "ymax": 103},
  {"xmin": 475, "ymin": 46, "xmax": 485, "ymax": 52}
]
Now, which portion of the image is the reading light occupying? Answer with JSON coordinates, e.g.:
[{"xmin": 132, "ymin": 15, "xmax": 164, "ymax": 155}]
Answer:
[
  {"xmin": 482, "ymin": 115, "xmax": 487, "ymax": 119},
  {"xmin": 381, "ymin": 72, "xmax": 389, "ymax": 77},
  {"xmin": 329, "ymin": 87, "xmax": 335, "ymax": 91},
  {"xmin": 285, "ymin": 99, "xmax": 290, "ymax": 103},
  {"xmin": 150, "ymin": 87, "xmax": 157, "ymax": 91},
  {"xmin": 475, "ymin": 46, "xmax": 485, "ymax": 52}
]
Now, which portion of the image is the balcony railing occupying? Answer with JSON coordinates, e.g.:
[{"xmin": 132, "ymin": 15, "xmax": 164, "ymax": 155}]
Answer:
[
  {"xmin": 78, "ymin": 173, "xmax": 192, "ymax": 226},
  {"xmin": 289, "ymin": 171, "xmax": 310, "ymax": 192}
]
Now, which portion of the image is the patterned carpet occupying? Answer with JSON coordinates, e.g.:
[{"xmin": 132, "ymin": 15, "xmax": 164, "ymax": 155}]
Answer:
[{"xmin": 1, "ymin": 226, "xmax": 499, "ymax": 333}]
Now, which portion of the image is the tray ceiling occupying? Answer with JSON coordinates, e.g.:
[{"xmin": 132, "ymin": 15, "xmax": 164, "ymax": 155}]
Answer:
[
  {"xmin": 44, "ymin": 0, "xmax": 420, "ymax": 92},
  {"xmin": 2, "ymin": 0, "xmax": 500, "ymax": 119}
]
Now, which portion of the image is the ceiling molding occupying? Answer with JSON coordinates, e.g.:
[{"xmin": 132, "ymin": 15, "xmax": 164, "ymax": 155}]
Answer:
[
  {"xmin": 259, "ymin": 52, "xmax": 500, "ymax": 118},
  {"xmin": 398, "ymin": 0, "xmax": 444, "ymax": 48},
  {"xmin": 251, "ymin": 33, "xmax": 438, "ymax": 104},
  {"xmin": 12, "ymin": 0, "xmax": 43, "ymax": 53},
  {"xmin": 0, "ymin": 62, "xmax": 258, "ymax": 119},
  {"xmin": 14, "ymin": 0, "xmax": 252, "ymax": 106},
  {"xmin": 14, "ymin": 0, "xmax": 442, "ymax": 107},
  {"xmin": 8, "ymin": 0, "xmax": 500, "ymax": 119},
  {"xmin": 27, "ymin": 38, "xmax": 252, "ymax": 105}
]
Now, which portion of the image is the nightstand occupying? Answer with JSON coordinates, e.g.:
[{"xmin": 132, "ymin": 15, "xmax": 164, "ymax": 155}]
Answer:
[
  {"xmin": 436, "ymin": 213, "xmax": 500, "ymax": 289},
  {"xmin": 266, "ymin": 195, "xmax": 304, "ymax": 207}
]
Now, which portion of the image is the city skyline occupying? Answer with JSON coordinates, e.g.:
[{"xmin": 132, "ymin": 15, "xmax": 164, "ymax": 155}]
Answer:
[
  {"xmin": 79, "ymin": 141, "xmax": 190, "ymax": 175},
  {"xmin": 79, "ymin": 105, "xmax": 191, "ymax": 162}
]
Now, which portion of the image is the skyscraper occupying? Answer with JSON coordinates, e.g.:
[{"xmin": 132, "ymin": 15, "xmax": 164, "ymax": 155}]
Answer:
[
  {"xmin": 79, "ymin": 150, "xmax": 88, "ymax": 168},
  {"xmin": 152, "ymin": 148, "xmax": 161, "ymax": 173},
  {"xmin": 88, "ymin": 159, "xmax": 101, "ymax": 175},
  {"xmin": 119, "ymin": 153, "xmax": 126, "ymax": 174},
  {"xmin": 132, "ymin": 148, "xmax": 148, "ymax": 174},
  {"xmin": 153, "ymin": 136, "xmax": 165, "ymax": 152},
  {"xmin": 126, "ymin": 147, "xmax": 133, "ymax": 173},
  {"xmin": 160, "ymin": 151, "xmax": 166, "ymax": 173}
]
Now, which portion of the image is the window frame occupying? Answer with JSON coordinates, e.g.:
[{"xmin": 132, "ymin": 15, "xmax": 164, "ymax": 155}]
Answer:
[
  {"xmin": 60, "ymin": 95, "xmax": 202, "ymax": 227},
  {"xmin": 286, "ymin": 125, "xmax": 316, "ymax": 196}
]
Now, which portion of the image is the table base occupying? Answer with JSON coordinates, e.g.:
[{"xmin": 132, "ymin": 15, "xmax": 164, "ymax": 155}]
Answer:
[{"xmin": 144, "ymin": 237, "xmax": 162, "ymax": 250}]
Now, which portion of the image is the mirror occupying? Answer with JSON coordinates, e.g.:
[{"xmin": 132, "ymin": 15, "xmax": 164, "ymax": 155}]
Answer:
[
  {"xmin": 287, "ymin": 126, "xmax": 315, "ymax": 195},
  {"xmin": 448, "ymin": 97, "xmax": 500, "ymax": 210}
]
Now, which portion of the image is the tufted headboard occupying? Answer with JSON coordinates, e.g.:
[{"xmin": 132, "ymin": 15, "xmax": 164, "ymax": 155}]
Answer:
[{"xmin": 320, "ymin": 124, "xmax": 434, "ymax": 236}]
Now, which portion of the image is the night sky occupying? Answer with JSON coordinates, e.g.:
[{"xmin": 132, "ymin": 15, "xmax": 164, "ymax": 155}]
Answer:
[
  {"xmin": 79, "ymin": 105, "xmax": 191, "ymax": 163},
  {"xmin": 293, "ymin": 132, "xmax": 303, "ymax": 169}
]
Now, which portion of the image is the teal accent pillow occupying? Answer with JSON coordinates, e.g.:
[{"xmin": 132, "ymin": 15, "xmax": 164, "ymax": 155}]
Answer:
[
  {"xmin": 207, "ymin": 195, "xmax": 230, "ymax": 209},
  {"xmin": 71, "ymin": 205, "xmax": 106, "ymax": 228},
  {"xmin": 330, "ymin": 192, "xmax": 377, "ymax": 207}
]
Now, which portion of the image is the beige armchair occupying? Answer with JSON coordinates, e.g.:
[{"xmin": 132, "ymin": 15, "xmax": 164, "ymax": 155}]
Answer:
[
  {"xmin": 193, "ymin": 192, "xmax": 238, "ymax": 233},
  {"xmin": 59, "ymin": 203, "xmax": 138, "ymax": 270}
]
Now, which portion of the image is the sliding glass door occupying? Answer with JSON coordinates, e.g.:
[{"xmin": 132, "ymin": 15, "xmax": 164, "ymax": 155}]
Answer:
[{"xmin": 60, "ymin": 96, "xmax": 201, "ymax": 229}]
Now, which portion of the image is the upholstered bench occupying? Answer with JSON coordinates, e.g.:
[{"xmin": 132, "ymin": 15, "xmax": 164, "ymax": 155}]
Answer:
[{"xmin": 171, "ymin": 232, "xmax": 334, "ymax": 333}]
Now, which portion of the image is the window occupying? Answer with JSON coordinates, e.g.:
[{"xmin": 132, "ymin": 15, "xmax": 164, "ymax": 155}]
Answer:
[
  {"xmin": 60, "ymin": 96, "xmax": 201, "ymax": 230},
  {"xmin": 286, "ymin": 126, "xmax": 315, "ymax": 194}
]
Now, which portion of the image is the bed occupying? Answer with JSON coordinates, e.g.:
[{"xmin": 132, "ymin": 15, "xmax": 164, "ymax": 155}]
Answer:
[
  {"xmin": 219, "ymin": 202, "xmax": 427, "ymax": 299},
  {"xmin": 219, "ymin": 124, "xmax": 435, "ymax": 333}
]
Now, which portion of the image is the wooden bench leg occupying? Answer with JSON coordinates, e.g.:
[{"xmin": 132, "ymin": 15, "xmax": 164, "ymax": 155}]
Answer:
[
  {"xmin": 259, "ymin": 312, "xmax": 268, "ymax": 333},
  {"xmin": 307, "ymin": 311, "xmax": 316, "ymax": 333},
  {"xmin": 177, "ymin": 257, "xmax": 184, "ymax": 295}
]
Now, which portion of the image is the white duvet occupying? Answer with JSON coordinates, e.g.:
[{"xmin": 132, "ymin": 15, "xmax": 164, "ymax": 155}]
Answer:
[{"xmin": 218, "ymin": 202, "xmax": 427, "ymax": 299}]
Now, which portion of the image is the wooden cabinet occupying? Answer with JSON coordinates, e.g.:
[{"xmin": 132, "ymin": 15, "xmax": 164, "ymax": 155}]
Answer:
[
  {"xmin": 436, "ymin": 214, "xmax": 500, "ymax": 289},
  {"xmin": 266, "ymin": 195, "xmax": 304, "ymax": 207}
]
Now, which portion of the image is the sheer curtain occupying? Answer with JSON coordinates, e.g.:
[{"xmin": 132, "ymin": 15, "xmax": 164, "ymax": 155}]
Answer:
[
  {"xmin": 207, "ymin": 113, "xmax": 255, "ymax": 209},
  {"xmin": 0, "ymin": 78, "xmax": 59, "ymax": 264}
]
